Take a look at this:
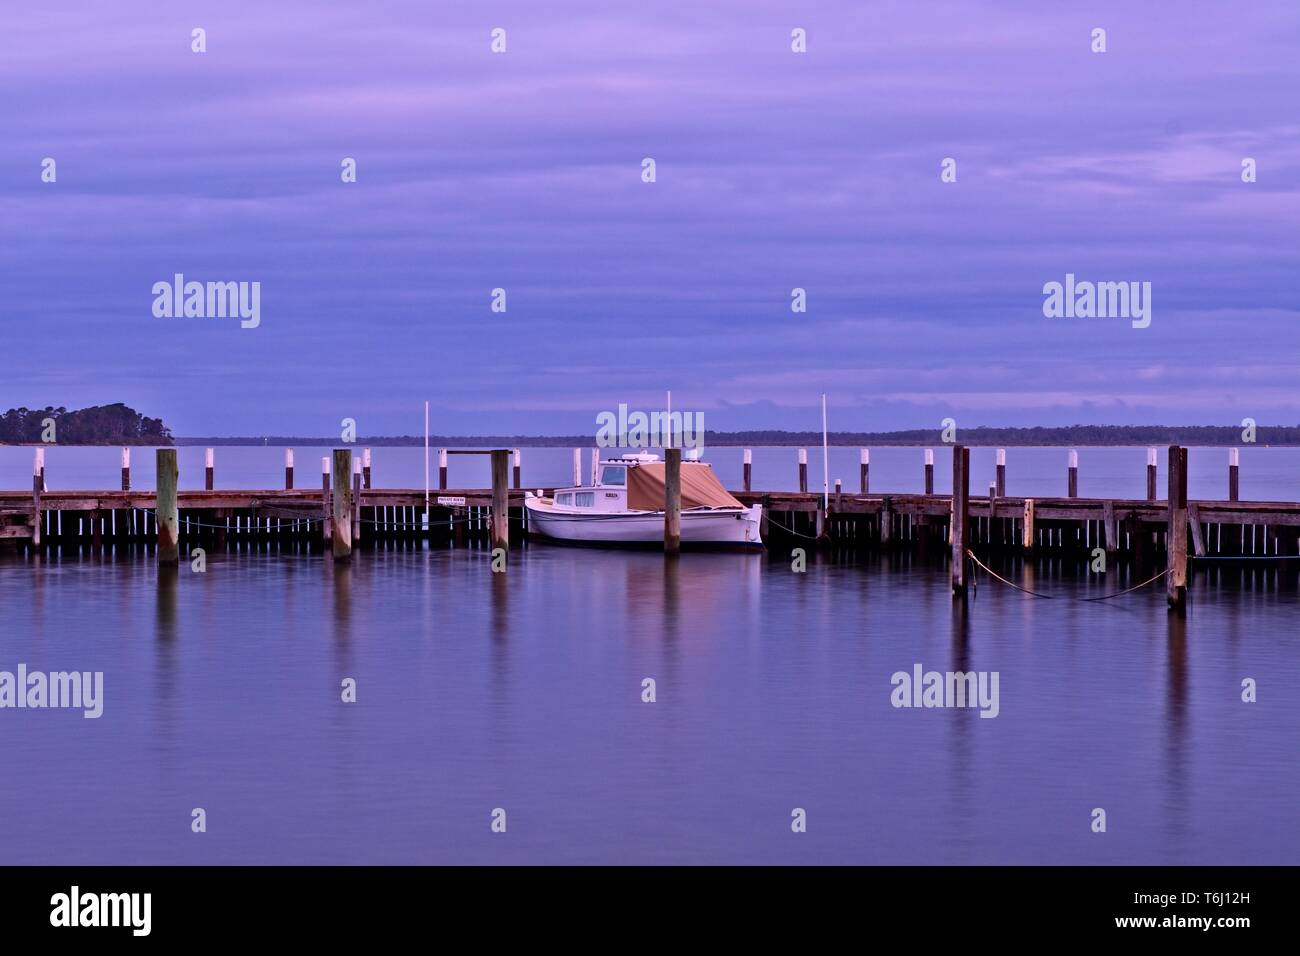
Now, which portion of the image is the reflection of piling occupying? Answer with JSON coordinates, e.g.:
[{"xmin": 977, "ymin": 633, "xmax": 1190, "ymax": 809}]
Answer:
[{"xmin": 664, "ymin": 448, "xmax": 681, "ymax": 555}]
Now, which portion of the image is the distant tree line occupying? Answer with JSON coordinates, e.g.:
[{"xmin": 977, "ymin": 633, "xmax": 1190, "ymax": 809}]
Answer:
[{"xmin": 0, "ymin": 404, "xmax": 172, "ymax": 444}]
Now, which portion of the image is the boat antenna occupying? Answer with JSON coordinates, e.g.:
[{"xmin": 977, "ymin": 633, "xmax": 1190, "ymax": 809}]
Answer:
[{"xmin": 423, "ymin": 400, "xmax": 429, "ymax": 525}]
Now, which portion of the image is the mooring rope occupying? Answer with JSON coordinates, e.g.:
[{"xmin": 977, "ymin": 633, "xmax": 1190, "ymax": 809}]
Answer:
[
  {"xmin": 965, "ymin": 549, "xmax": 1054, "ymax": 599},
  {"xmin": 966, "ymin": 548, "xmax": 1171, "ymax": 602},
  {"xmin": 764, "ymin": 515, "xmax": 824, "ymax": 541}
]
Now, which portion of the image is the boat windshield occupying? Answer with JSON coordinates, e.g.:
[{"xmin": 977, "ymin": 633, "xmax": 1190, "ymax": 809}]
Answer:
[{"xmin": 600, "ymin": 466, "xmax": 626, "ymax": 486}]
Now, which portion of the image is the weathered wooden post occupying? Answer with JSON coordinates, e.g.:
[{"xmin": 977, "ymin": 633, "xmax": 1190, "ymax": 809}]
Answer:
[
  {"xmin": 284, "ymin": 448, "xmax": 294, "ymax": 489},
  {"xmin": 860, "ymin": 448, "xmax": 870, "ymax": 494},
  {"xmin": 988, "ymin": 480, "xmax": 998, "ymax": 547},
  {"xmin": 121, "ymin": 447, "xmax": 131, "ymax": 491},
  {"xmin": 996, "ymin": 448, "xmax": 1006, "ymax": 497},
  {"xmin": 204, "ymin": 447, "xmax": 214, "ymax": 491},
  {"xmin": 572, "ymin": 448, "xmax": 582, "ymax": 486},
  {"xmin": 880, "ymin": 496, "xmax": 893, "ymax": 548},
  {"xmin": 31, "ymin": 453, "xmax": 42, "ymax": 547},
  {"xmin": 1146, "ymin": 448, "xmax": 1158, "ymax": 500},
  {"xmin": 1022, "ymin": 498, "xmax": 1035, "ymax": 552},
  {"xmin": 332, "ymin": 449, "xmax": 352, "ymax": 559},
  {"xmin": 1067, "ymin": 449, "xmax": 1079, "ymax": 498},
  {"xmin": 951, "ymin": 445, "xmax": 969, "ymax": 595},
  {"xmin": 156, "ymin": 448, "xmax": 179, "ymax": 564},
  {"xmin": 352, "ymin": 456, "xmax": 363, "ymax": 543},
  {"xmin": 743, "ymin": 448, "xmax": 752, "ymax": 492},
  {"xmin": 438, "ymin": 448, "xmax": 448, "ymax": 490},
  {"xmin": 35, "ymin": 446, "xmax": 45, "ymax": 492},
  {"xmin": 321, "ymin": 456, "xmax": 332, "ymax": 545},
  {"xmin": 834, "ymin": 478, "xmax": 843, "ymax": 512},
  {"xmin": 490, "ymin": 448, "xmax": 510, "ymax": 556},
  {"xmin": 924, "ymin": 448, "xmax": 935, "ymax": 495},
  {"xmin": 363, "ymin": 448, "xmax": 372, "ymax": 489},
  {"xmin": 1228, "ymin": 448, "xmax": 1239, "ymax": 501},
  {"xmin": 665, "ymin": 448, "xmax": 682, "ymax": 554},
  {"xmin": 512, "ymin": 449, "xmax": 521, "ymax": 489},
  {"xmin": 798, "ymin": 448, "xmax": 808, "ymax": 493},
  {"xmin": 1167, "ymin": 445, "xmax": 1188, "ymax": 610}
]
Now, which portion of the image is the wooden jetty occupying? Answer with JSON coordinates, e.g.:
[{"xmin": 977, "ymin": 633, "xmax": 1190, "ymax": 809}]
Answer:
[{"xmin": 3, "ymin": 443, "xmax": 1297, "ymax": 607}]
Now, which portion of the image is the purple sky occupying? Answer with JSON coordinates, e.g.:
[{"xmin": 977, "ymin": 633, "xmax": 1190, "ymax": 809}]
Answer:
[{"xmin": 2, "ymin": 1, "xmax": 1297, "ymax": 437}]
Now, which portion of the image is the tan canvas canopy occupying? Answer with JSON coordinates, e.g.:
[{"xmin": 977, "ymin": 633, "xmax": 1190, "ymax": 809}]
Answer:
[{"xmin": 626, "ymin": 462, "xmax": 745, "ymax": 511}]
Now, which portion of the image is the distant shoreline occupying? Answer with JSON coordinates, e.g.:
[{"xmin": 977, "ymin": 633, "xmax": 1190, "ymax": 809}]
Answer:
[
  {"xmin": 165, "ymin": 425, "xmax": 1296, "ymax": 447},
  {"xmin": 5, "ymin": 426, "xmax": 1298, "ymax": 448}
]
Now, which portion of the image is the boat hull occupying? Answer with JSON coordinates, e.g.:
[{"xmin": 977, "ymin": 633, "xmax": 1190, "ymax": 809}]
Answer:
[{"xmin": 525, "ymin": 500, "xmax": 763, "ymax": 549}]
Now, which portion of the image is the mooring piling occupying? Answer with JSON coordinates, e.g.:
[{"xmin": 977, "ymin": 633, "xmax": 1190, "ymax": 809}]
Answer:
[
  {"xmin": 363, "ymin": 447, "xmax": 372, "ymax": 489},
  {"xmin": 664, "ymin": 447, "xmax": 681, "ymax": 555},
  {"xmin": 572, "ymin": 448, "xmax": 582, "ymax": 486},
  {"xmin": 512, "ymin": 449, "xmax": 521, "ymax": 490},
  {"xmin": 996, "ymin": 448, "xmax": 1006, "ymax": 497},
  {"xmin": 1229, "ymin": 448, "xmax": 1239, "ymax": 501},
  {"xmin": 1167, "ymin": 445, "xmax": 1189, "ymax": 610},
  {"xmin": 285, "ymin": 448, "xmax": 294, "ymax": 489},
  {"xmin": 924, "ymin": 448, "xmax": 935, "ymax": 495},
  {"xmin": 438, "ymin": 448, "xmax": 448, "ymax": 490},
  {"xmin": 156, "ymin": 448, "xmax": 179, "ymax": 564},
  {"xmin": 491, "ymin": 448, "xmax": 510, "ymax": 556},
  {"xmin": 332, "ymin": 449, "xmax": 352, "ymax": 559},
  {"xmin": 35, "ymin": 446, "xmax": 45, "ymax": 492},
  {"xmin": 798, "ymin": 448, "xmax": 808, "ymax": 493},
  {"xmin": 320, "ymin": 456, "xmax": 331, "ymax": 544},
  {"xmin": 951, "ymin": 445, "xmax": 969, "ymax": 595},
  {"xmin": 31, "ymin": 454, "xmax": 41, "ymax": 547},
  {"xmin": 352, "ymin": 456, "xmax": 362, "ymax": 542},
  {"xmin": 743, "ymin": 448, "xmax": 752, "ymax": 492},
  {"xmin": 120, "ymin": 447, "xmax": 130, "ymax": 491},
  {"xmin": 204, "ymin": 447, "xmax": 214, "ymax": 491},
  {"xmin": 1067, "ymin": 449, "xmax": 1079, "ymax": 498},
  {"xmin": 1146, "ymin": 448, "xmax": 1158, "ymax": 501},
  {"xmin": 860, "ymin": 448, "xmax": 869, "ymax": 494}
]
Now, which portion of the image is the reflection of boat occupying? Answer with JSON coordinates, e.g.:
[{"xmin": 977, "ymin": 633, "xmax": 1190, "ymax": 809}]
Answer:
[{"xmin": 524, "ymin": 453, "xmax": 763, "ymax": 549}]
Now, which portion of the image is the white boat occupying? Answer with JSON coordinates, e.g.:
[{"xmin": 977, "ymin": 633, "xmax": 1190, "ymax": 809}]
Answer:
[{"xmin": 524, "ymin": 453, "xmax": 763, "ymax": 549}]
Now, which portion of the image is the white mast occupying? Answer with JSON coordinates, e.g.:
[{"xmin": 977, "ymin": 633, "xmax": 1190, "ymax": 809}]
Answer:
[{"xmin": 821, "ymin": 393, "xmax": 829, "ymax": 512}]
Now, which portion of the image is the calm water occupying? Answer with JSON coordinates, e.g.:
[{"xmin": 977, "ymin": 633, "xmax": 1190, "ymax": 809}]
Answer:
[
  {"xmin": 1, "ymin": 445, "xmax": 1298, "ymax": 864},
  {"xmin": 1, "ymin": 545, "xmax": 1297, "ymax": 865},
  {"xmin": 3, "ymin": 443, "xmax": 1299, "ymax": 501}
]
